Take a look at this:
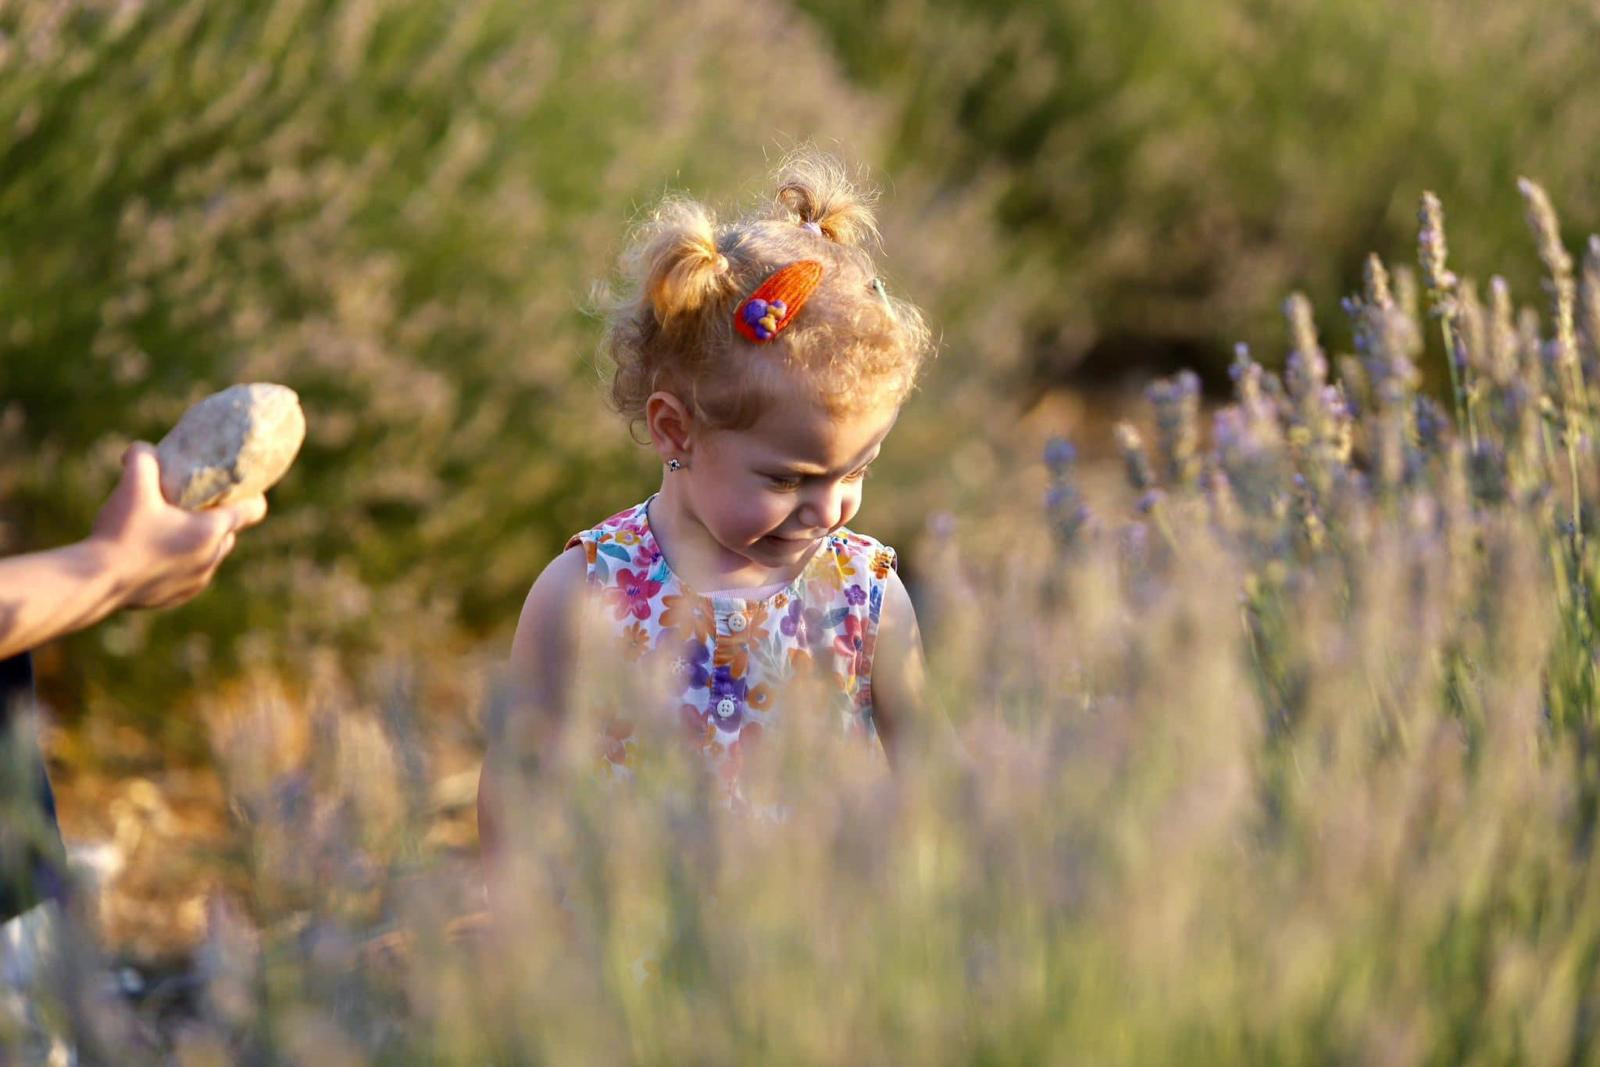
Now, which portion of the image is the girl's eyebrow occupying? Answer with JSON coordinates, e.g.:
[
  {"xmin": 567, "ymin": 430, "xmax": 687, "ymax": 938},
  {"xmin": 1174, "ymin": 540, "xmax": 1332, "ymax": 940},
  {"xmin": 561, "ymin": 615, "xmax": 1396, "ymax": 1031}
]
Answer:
[{"xmin": 767, "ymin": 445, "xmax": 882, "ymax": 478}]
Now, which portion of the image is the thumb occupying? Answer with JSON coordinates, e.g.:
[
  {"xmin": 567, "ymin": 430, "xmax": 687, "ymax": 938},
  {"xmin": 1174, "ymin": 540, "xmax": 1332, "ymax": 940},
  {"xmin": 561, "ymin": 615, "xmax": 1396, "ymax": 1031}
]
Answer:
[
  {"xmin": 119, "ymin": 441, "xmax": 165, "ymax": 501},
  {"xmin": 224, "ymin": 494, "xmax": 269, "ymax": 531}
]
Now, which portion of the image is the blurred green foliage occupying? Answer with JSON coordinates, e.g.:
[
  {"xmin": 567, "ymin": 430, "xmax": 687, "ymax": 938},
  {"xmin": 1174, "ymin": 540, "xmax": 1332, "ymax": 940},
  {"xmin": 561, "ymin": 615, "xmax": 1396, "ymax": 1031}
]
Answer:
[{"xmin": 798, "ymin": 0, "xmax": 1600, "ymax": 382}]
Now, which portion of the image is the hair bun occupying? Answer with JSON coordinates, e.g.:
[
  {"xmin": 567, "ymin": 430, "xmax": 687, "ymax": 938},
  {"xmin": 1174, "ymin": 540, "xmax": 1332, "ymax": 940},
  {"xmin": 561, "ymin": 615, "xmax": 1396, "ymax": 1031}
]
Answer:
[
  {"xmin": 775, "ymin": 152, "xmax": 880, "ymax": 249},
  {"xmin": 638, "ymin": 199, "xmax": 733, "ymax": 327}
]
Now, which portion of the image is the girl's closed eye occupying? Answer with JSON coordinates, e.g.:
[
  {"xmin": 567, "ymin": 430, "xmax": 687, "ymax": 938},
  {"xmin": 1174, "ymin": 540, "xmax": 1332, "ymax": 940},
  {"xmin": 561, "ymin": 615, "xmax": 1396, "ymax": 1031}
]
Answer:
[{"xmin": 764, "ymin": 464, "xmax": 872, "ymax": 491}]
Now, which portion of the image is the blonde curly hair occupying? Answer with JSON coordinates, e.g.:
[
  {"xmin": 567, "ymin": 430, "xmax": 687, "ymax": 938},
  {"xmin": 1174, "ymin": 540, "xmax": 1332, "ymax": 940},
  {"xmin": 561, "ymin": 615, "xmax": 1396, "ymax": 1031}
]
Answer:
[{"xmin": 599, "ymin": 152, "xmax": 933, "ymax": 433}]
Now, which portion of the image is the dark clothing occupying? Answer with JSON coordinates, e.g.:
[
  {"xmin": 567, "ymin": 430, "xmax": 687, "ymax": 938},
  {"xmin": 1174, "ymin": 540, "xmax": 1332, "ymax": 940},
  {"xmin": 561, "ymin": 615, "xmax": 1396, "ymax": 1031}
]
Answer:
[{"xmin": 0, "ymin": 653, "xmax": 67, "ymax": 921}]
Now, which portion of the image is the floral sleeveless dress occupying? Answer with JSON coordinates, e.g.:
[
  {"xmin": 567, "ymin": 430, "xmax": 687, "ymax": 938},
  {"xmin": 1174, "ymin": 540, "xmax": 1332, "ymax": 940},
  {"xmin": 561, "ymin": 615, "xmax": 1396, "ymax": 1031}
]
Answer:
[{"xmin": 566, "ymin": 496, "xmax": 898, "ymax": 798}]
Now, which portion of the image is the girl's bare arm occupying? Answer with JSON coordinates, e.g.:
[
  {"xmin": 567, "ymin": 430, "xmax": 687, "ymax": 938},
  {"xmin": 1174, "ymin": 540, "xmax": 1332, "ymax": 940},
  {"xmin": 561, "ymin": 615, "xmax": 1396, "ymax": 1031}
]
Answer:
[
  {"xmin": 869, "ymin": 568, "xmax": 956, "ymax": 771},
  {"xmin": 477, "ymin": 545, "xmax": 587, "ymax": 870}
]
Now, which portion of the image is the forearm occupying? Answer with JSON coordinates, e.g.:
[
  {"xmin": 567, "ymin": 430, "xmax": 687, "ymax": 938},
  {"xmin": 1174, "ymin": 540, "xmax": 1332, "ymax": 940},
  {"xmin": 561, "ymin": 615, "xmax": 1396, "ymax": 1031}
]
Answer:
[{"xmin": 0, "ymin": 540, "xmax": 127, "ymax": 660}]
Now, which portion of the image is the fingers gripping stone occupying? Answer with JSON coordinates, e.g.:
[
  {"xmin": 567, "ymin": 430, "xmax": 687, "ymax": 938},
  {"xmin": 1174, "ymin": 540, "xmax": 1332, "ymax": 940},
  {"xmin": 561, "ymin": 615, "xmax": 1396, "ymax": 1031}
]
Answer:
[{"xmin": 157, "ymin": 383, "xmax": 306, "ymax": 510}]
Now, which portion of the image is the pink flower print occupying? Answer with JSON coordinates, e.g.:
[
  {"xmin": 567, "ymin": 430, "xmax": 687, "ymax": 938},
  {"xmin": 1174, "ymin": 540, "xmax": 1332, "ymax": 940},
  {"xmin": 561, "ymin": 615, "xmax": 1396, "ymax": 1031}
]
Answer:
[
  {"xmin": 726, "ymin": 720, "xmax": 764, "ymax": 770},
  {"xmin": 605, "ymin": 568, "xmax": 661, "ymax": 621},
  {"xmin": 679, "ymin": 703, "xmax": 716, "ymax": 748},
  {"xmin": 834, "ymin": 613, "xmax": 865, "ymax": 660}
]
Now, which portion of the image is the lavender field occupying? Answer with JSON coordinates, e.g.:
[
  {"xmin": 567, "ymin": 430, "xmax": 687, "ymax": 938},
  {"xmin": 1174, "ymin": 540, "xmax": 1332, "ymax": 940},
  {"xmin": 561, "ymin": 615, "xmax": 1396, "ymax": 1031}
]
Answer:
[{"xmin": 5, "ymin": 1, "xmax": 1600, "ymax": 1063}]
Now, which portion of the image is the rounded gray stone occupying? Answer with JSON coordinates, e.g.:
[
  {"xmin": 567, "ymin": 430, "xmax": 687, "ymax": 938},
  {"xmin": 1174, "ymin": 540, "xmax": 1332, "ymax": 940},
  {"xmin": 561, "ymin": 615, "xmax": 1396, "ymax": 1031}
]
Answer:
[{"xmin": 157, "ymin": 383, "xmax": 306, "ymax": 509}]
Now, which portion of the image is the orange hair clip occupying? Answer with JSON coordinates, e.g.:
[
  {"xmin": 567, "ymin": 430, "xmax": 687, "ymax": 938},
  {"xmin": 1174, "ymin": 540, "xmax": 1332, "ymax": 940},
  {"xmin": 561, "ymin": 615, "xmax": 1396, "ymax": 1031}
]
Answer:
[{"xmin": 735, "ymin": 260, "xmax": 824, "ymax": 343}]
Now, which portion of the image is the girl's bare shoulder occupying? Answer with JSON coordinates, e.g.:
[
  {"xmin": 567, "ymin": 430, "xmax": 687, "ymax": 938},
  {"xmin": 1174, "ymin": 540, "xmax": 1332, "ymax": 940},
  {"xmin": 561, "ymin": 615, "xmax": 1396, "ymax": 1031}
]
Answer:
[{"xmin": 518, "ymin": 545, "xmax": 588, "ymax": 624}]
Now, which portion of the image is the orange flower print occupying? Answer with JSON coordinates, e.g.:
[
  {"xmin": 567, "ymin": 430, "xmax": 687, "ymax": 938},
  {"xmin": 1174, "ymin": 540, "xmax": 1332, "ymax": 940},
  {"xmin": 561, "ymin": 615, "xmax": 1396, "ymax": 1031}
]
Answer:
[
  {"xmin": 598, "ymin": 717, "xmax": 634, "ymax": 767},
  {"xmin": 809, "ymin": 543, "xmax": 855, "ymax": 592},
  {"xmin": 831, "ymin": 663, "xmax": 853, "ymax": 692},
  {"xmin": 746, "ymin": 683, "xmax": 774, "ymax": 713},
  {"xmin": 870, "ymin": 548, "xmax": 895, "ymax": 580},
  {"xmin": 621, "ymin": 620, "xmax": 651, "ymax": 661},
  {"xmin": 660, "ymin": 593, "xmax": 715, "ymax": 643},
  {"xmin": 713, "ymin": 604, "xmax": 770, "ymax": 678}
]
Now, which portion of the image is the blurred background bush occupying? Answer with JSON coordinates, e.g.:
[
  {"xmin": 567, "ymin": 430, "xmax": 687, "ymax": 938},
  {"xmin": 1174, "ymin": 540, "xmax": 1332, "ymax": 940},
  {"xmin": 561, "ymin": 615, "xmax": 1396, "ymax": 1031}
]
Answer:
[{"xmin": 0, "ymin": 0, "xmax": 1594, "ymax": 748}]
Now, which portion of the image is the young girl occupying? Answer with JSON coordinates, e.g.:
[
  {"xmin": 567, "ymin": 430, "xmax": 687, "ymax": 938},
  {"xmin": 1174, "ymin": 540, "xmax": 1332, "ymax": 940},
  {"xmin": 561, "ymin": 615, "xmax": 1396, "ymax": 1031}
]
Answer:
[{"xmin": 480, "ymin": 153, "xmax": 935, "ymax": 848}]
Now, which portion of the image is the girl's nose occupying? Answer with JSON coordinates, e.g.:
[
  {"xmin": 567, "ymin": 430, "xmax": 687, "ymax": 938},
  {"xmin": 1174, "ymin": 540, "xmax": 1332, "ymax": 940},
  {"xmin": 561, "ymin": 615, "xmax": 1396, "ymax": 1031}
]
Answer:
[{"xmin": 800, "ymin": 482, "xmax": 849, "ymax": 532}]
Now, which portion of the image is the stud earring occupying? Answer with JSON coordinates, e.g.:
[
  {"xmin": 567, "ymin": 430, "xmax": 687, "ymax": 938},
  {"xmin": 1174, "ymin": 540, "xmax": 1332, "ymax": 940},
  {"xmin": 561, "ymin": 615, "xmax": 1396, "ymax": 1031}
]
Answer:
[{"xmin": 667, "ymin": 458, "xmax": 684, "ymax": 472}]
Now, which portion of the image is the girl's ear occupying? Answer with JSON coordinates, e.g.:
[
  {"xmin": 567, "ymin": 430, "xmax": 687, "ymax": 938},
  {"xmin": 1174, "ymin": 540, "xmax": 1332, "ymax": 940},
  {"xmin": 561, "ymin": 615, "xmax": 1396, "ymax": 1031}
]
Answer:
[{"xmin": 645, "ymin": 391, "xmax": 696, "ymax": 465}]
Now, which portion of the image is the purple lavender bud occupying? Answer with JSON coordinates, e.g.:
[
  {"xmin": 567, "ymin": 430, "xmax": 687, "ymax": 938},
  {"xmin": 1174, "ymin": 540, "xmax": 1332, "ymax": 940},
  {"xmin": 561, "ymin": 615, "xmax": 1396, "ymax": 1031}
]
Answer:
[
  {"xmin": 770, "ymin": 299, "xmax": 788, "ymax": 316},
  {"xmin": 744, "ymin": 300, "xmax": 768, "ymax": 325},
  {"xmin": 755, "ymin": 326, "xmax": 771, "ymax": 340},
  {"xmin": 1213, "ymin": 408, "xmax": 1245, "ymax": 452},
  {"xmin": 1229, "ymin": 343, "xmax": 1253, "ymax": 381},
  {"xmin": 1044, "ymin": 436, "xmax": 1076, "ymax": 471}
]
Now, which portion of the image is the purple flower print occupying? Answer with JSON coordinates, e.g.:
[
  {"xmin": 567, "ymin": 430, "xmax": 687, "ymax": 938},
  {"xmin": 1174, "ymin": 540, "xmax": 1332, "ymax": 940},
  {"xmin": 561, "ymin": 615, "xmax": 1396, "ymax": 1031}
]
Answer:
[
  {"xmin": 779, "ymin": 598, "xmax": 804, "ymax": 638},
  {"xmin": 674, "ymin": 640, "xmax": 712, "ymax": 690},
  {"xmin": 707, "ymin": 666, "xmax": 747, "ymax": 732},
  {"xmin": 845, "ymin": 584, "xmax": 867, "ymax": 606}
]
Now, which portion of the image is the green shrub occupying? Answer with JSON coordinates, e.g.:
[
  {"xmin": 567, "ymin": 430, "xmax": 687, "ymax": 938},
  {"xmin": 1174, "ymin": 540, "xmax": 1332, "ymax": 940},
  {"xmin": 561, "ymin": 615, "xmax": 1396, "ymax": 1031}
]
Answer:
[{"xmin": 797, "ymin": 0, "xmax": 1600, "ymax": 385}]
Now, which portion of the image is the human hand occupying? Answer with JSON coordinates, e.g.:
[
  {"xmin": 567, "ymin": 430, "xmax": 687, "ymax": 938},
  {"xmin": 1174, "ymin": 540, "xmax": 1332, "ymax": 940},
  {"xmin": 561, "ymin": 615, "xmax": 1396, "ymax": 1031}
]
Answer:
[{"xmin": 88, "ymin": 442, "xmax": 269, "ymax": 611}]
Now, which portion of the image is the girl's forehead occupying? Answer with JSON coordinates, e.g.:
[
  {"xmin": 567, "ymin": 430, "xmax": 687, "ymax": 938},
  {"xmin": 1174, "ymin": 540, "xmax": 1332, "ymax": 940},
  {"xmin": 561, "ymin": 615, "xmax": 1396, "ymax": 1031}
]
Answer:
[{"xmin": 735, "ymin": 396, "xmax": 899, "ymax": 465}]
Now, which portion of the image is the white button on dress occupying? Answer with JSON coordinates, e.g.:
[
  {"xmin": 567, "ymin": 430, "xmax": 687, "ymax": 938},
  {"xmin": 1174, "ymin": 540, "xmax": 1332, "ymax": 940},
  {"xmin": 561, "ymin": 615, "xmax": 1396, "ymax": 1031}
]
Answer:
[
  {"xmin": 716, "ymin": 698, "xmax": 737, "ymax": 719},
  {"xmin": 727, "ymin": 611, "xmax": 748, "ymax": 633}
]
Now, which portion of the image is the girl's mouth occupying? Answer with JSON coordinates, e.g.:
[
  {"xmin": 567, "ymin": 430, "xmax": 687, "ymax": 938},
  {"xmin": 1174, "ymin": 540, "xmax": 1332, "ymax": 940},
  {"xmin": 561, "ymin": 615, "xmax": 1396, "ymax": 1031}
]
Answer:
[{"xmin": 765, "ymin": 533, "xmax": 822, "ymax": 546}]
